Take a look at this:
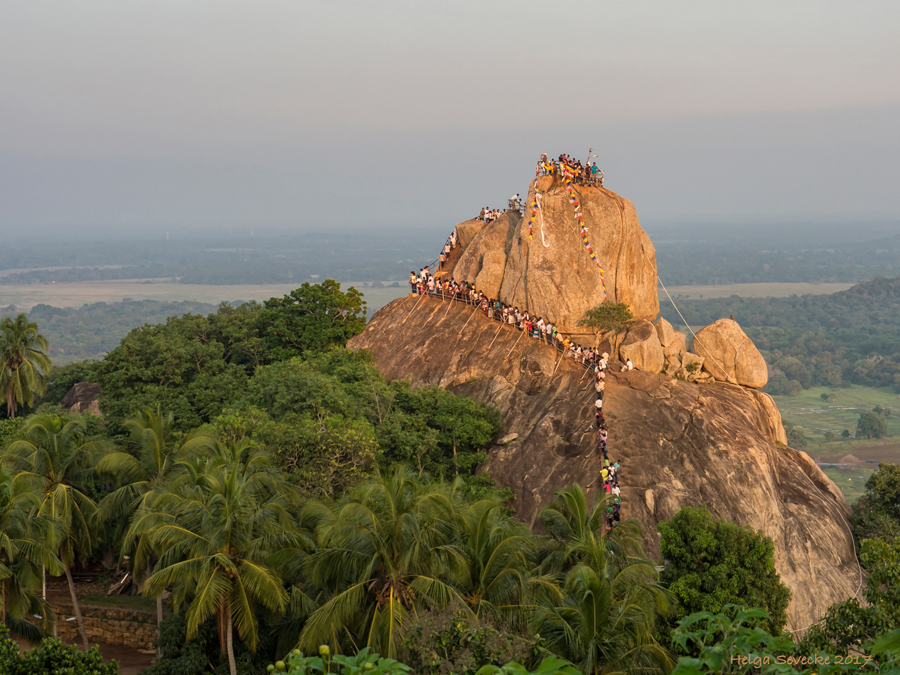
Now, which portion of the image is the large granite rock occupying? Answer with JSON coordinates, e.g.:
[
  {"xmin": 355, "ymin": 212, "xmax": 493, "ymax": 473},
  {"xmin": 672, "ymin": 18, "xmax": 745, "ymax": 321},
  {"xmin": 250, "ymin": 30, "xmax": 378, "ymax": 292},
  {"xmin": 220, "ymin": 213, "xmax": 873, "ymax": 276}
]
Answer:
[
  {"xmin": 475, "ymin": 250, "xmax": 507, "ymax": 299},
  {"xmin": 451, "ymin": 177, "xmax": 659, "ymax": 333},
  {"xmin": 454, "ymin": 218, "xmax": 487, "ymax": 248},
  {"xmin": 656, "ymin": 317, "xmax": 689, "ymax": 375},
  {"xmin": 349, "ymin": 295, "xmax": 859, "ymax": 631},
  {"xmin": 694, "ymin": 318, "xmax": 769, "ymax": 389},
  {"xmin": 655, "ymin": 317, "xmax": 687, "ymax": 359},
  {"xmin": 454, "ymin": 211, "xmax": 519, "ymax": 287},
  {"xmin": 619, "ymin": 319, "xmax": 665, "ymax": 372}
]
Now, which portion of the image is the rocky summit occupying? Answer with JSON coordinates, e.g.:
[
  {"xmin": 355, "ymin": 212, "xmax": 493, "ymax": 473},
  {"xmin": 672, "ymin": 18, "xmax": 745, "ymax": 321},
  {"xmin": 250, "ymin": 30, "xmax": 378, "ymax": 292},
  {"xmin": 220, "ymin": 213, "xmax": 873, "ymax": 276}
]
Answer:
[
  {"xmin": 446, "ymin": 177, "xmax": 659, "ymax": 333},
  {"xmin": 352, "ymin": 181, "xmax": 860, "ymax": 631}
]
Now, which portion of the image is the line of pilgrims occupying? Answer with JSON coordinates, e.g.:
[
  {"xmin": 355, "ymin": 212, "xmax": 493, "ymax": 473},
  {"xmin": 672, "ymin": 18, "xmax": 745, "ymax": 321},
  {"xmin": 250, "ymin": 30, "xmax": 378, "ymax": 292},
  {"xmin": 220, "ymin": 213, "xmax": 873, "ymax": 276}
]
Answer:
[{"xmin": 408, "ymin": 269, "xmax": 627, "ymax": 531}]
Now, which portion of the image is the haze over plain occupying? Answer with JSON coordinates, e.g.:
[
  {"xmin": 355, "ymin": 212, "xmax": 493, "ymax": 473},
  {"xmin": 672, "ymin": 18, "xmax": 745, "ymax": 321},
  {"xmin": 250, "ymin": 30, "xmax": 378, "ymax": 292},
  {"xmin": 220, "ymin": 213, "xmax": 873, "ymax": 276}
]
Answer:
[{"xmin": 2, "ymin": 0, "xmax": 900, "ymax": 240}]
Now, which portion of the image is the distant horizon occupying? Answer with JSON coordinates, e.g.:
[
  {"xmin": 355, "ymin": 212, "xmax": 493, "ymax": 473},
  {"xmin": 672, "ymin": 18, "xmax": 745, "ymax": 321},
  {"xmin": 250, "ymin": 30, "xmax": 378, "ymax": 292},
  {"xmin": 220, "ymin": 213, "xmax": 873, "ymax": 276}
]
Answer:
[
  {"xmin": 3, "ymin": 2, "xmax": 899, "ymax": 239},
  {"xmin": 4, "ymin": 212, "xmax": 899, "ymax": 246}
]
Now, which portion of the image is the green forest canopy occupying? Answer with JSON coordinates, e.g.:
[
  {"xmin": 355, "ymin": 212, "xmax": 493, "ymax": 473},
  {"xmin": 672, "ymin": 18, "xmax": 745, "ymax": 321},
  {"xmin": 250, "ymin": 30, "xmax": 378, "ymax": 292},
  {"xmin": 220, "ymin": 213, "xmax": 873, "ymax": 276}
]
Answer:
[{"xmin": 660, "ymin": 275, "xmax": 900, "ymax": 395}]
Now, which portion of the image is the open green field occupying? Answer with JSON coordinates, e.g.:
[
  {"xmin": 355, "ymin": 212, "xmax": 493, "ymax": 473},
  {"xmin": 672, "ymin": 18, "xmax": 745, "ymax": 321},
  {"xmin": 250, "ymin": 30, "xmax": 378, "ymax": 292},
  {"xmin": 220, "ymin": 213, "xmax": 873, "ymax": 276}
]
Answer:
[
  {"xmin": 772, "ymin": 385, "xmax": 900, "ymax": 440},
  {"xmin": 773, "ymin": 385, "xmax": 900, "ymax": 502},
  {"xmin": 665, "ymin": 282, "xmax": 854, "ymax": 300},
  {"xmin": 820, "ymin": 466, "xmax": 875, "ymax": 503},
  {"xmin": 0, "ymin": 280, "xmax": 409, "ymax": 315}
]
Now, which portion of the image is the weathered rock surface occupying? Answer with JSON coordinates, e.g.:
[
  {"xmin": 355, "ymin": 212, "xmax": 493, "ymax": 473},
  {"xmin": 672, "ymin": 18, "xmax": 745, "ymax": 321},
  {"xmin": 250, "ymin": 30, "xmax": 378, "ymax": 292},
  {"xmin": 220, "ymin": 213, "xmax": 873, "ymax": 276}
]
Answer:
[
  {"xmin": 452, "ymin": 178, "xmax": 659, "ymax": 333},
  {"xmin": 619, "ymin": 319, "xmax": 665, "ymax": 372},
  {"xmin": 349, "ymin": 295, "xmax": 859, "ymax": 631},
  {"xmin": 454, "ymin": 212, "xmax": 518, "ymax": 285},
  {"xmin": 475, "ymin": 250, "xmax": 508, "ymax": 299},
  {"xmin": 694, "ymin": 318, "xmax": 769, "ymax": 389},
  {"xmin": 455, "ymin": 218, "xmax": 487, "ymax": 248},
  {"xmin": 61, "ymin": 382, "xmax": 102, "ymax": 416},
  {"xmin": 655, "ymin": 317, "xmax": 688, "ymax": 364},
  {"xmin": 680, "ymin": 353, "xmax": 706, "ymax": 382}
]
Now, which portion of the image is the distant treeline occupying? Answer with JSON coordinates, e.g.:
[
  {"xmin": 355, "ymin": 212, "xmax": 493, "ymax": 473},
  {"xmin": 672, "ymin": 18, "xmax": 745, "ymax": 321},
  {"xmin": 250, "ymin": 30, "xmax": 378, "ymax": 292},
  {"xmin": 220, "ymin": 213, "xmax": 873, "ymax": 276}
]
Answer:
[
  {"xmin": 8, "ymin": 300, "xmax": 220, "ymax": 365},
  {"xmin": 0, "ymin": 232, "xmax": 437, "ymax": 286},
  {"xmin": 661, "ymin": 275, "xmax": 900, "ymax": 395},
  {"xmin": 3, "ymin": 229, "xmax": 900, "ymax": 287},
  {"xmin": 655, "ymin": 233, "xmax": 900, "ymax": 286}
]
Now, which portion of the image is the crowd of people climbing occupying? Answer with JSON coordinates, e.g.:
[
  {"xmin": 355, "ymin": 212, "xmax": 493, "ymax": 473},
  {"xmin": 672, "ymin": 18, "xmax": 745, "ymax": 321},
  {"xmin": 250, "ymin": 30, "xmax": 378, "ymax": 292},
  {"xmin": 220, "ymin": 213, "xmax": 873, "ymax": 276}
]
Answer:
[
  {"xmin": 436, "ymin": 230, "xmax": 459, "ymax": 269},
  {"xmin": 536, "ymin": 153, "xmax": 603, "ymax": 187},
  {"xmin": 408, "ymin": 268, "xmax": 628, "ymax": 531},
  {"xmin": 414, "ymin": 150, "xmax": 622, "ymax": 528},
  {"xmin": 592, "ymin": 352, "xmax": 623, "ymax": 530}
]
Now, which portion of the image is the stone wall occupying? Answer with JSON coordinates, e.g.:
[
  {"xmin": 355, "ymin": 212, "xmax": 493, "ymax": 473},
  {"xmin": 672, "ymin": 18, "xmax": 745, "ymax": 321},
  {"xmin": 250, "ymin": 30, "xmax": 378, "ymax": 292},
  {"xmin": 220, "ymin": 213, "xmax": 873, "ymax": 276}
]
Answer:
[{"xmin": 52, "ymin": 602, "xmax": 158, "ymax": 650}]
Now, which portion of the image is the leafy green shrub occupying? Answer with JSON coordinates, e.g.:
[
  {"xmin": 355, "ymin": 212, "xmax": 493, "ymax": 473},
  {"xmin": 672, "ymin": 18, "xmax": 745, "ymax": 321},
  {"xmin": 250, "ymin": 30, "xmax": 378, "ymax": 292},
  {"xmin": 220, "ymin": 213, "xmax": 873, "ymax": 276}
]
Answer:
[
  {"xmin": 657, "ymin": 506, "xmax": 791, "ymax": 637},
  {"xmin": 267, "ymin": 647, "xmax": 578, "ymax": 675},
  {"xmin": 0, "ymin": 417, "xmax": 23, "ymax": 448},
  {"xmin": 474, "ymin": 657, "xmax": 580, "ymax": 675},
  {"xmin": 270, "ymin": 646, "xmax": 410, "ymax": 675},
  {"xmin": 143, "ymin": 614, "xmax": 272, "ymax": 675},
  {"xmin": 0, "ymin": 624, "xmax": 117, "ymax": 675},
  {"xmin": 670, "ymin": 606, "xmax": 900, "ymax": 675},
  {"xmin": 400, "ymin": 605, "xmax": 542, "ymax": 675},
  {"xmin": 578, "ymin": 302, "xmax": 634, "ymax": 334}
]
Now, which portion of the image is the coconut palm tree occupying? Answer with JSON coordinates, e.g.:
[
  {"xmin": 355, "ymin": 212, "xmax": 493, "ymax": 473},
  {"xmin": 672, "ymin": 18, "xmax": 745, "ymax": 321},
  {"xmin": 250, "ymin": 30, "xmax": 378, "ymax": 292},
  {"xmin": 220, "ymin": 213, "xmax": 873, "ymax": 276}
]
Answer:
[
  {"xmin": 1, "ymin": 415, "xmax": 104, "ymax": 650},
  {"xmin": 0, "ymin": 314, "xmax": 51, "ymax": 419},
  {"xmin": 298, "ymin": 466, "xmax": 468, "ymax": 658},
  {"xmin": 533, "ymin": 485, "xmax": 674, "ymax": 675},
  {"xmin": 539, "ymin": 484, "xmax": 646, "ymax": 573},
  {"xmin": 96, "ymin": 406, "xmax": 215, "ymax": 653},
  {"xmin": 0, "ymin": 467, "xmax": 63, "ymax": 639},
  {"xmin": 142, "ymin": 438, "xmax": 293, "ymax": 675},
  {"xmin": 454, "ymin": 497, "xmax": 547, "ymax": 629}
]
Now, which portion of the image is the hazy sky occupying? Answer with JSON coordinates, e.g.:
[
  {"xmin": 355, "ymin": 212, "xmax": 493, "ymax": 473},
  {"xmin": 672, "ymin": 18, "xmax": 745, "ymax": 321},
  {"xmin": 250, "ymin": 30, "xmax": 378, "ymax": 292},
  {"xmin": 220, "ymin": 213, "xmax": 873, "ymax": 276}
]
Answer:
[{"xmin": 2, "ymin": 0, "xmax": 899, "ymax": 238}]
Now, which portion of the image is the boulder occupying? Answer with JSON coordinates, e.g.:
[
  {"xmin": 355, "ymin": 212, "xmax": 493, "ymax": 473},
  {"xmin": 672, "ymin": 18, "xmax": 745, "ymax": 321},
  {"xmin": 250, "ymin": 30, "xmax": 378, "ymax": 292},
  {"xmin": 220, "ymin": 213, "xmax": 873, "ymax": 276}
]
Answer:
[
  {"xmin": 475, "ymin": 249, "xmax": 507, "ymax": 299},
  {"xmin": 455, "ymin": 212, "xmax": 518, "ymax": 286},
  {"xmin": 655, "ymin": 317, "xmax": 688, "ymax": 360},
  {"xmin": 618, "ymin": 319, "xmax": 665, "ymax": 372},
  {"xmin": 454, "ymin": 218, "xmax": 487, "ymax": 248},
  {"xmin": 694, "ymin": 318, "xmax": 768, "ymax": 389},
  {"xmin": 680, "ymin": 352, "xmax": 705, "ymax": 381},
  {"xmin": 453, "ymin": 176, "xmax": 658, "ymax": 333}
]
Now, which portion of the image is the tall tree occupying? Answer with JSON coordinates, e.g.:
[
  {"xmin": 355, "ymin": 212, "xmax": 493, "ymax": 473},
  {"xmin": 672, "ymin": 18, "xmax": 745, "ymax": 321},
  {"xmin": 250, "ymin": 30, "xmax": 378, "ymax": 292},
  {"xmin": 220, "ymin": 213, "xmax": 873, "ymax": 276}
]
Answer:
[
  {"xmin": 856, "ymin": 411, "xmax": 889, "ymax": 440},
  {"xmin": 455, "ymin": 498, "xmax": 539, "ymax": 629},
  {"xmin": 0, "ymin": 468, "xmax": 62, "ymax": 638},
  {"xmin": 96, "ymin": 406, "xmax": 215, "ymax": 652},
  {"xmin": 256, "ymin": 280, "xmax": 367, "ymax": 360},
  {"xmin": 299, "ymin": 467, "xmax": 467, "ymax": 658},
  {"xmin": 657, "ymin": 505, "xmax": 791, "ymax": 636},
  {"xmin": 0, "ymin": 314, "xmax": 51, "ymax": 419},
  {"xmin": 533, "ymin": 485, "xmax": 673, "ymax": 675},
  {"xmin": 850, "ymin": 462, "xmax": 900, "ymax": 543},
  {"xmin": 142, "ymin": 438, "xmax": 293, "ymax": 675},
  {"xmin": 1, "ymin": 415, "xmax": 103, "ymax": 650},
  {"xmin": 803, "ymin": 537, "xmax": 900, "ymax": 655}
]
